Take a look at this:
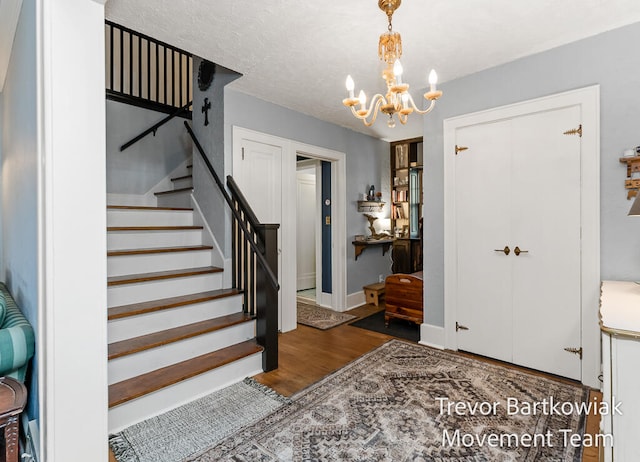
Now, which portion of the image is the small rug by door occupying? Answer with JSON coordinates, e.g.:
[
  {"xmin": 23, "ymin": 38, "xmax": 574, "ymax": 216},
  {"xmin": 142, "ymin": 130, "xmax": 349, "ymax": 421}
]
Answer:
[
  {"xmin": 188, "ymin": 340, "xmax": 588, "ymax": 462},
  {"xmin": 297, "ymin": 301, "xmax": 356, "ymax": 330},
  {"xmin": 108, "ymin": 378, "xmax": 290, "ymax": 462},
  {"xmin": 349, "ymin": 309, "xmax": 420, "ymax": 342}
]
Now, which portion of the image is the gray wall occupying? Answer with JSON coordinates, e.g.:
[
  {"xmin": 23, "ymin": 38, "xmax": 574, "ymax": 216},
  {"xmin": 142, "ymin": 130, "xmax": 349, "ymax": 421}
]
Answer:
[
  {"xmin": 106, "ymin": 100, "xmax": 192, "ymax": 194},
  {"xmin": 224, "ymin": 89, "xmax": 391, "ymax": 294},
  {"xmin": 423, "ymin": 22, "xmax": 640, "ymax": 327},
  {"xmin": 0, "ymin": 0, "xmax": 39, "ymax": 419},
  {"xmin": 191, "ymin": 59, "xmax": 242, "ymax": 255}
]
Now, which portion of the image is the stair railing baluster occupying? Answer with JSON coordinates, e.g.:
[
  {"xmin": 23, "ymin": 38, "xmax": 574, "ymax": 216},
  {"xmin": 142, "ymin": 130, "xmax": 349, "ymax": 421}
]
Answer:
[
  {"xmin": 109, "ymin": 23, "xmax": 114, "ymax": 91},
  {"xmin": 184, "ymin": 122, "xmax": 279, "ymax": 371},
  {"xmin": 129, "ymin": 31, "xmax": 133, "ymax": 95},
  {"xmin": 119, "ymin": 27, "xmax": 123, "ymax": 93}
]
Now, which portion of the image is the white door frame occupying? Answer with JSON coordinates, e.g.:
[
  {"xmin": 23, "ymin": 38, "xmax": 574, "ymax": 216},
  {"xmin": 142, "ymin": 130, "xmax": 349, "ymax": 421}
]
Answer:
[
  {"xmin": 233, "ymin": 126, "xmax": 347, "ymax": 332},
  {"xmin": 296, "ymin": 158, "xmax": 323, "ymax": 303},
  {"xmin": 443, "ymin": 86, "xmax": 600, "ymax": 388}
]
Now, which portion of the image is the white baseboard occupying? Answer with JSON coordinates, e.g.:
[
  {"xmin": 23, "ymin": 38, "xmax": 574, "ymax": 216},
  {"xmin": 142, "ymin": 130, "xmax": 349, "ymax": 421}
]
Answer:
[
  {"xmin": 419, "ymin": 323, "xmax": 445, "ymax": 349},
  {"xmin": 191, "ymin": 194, "xmax": 225, "ymax": 269},
  {"xmin": 347, "ymin": 290, "xmax": 366, "ymax": 311}
]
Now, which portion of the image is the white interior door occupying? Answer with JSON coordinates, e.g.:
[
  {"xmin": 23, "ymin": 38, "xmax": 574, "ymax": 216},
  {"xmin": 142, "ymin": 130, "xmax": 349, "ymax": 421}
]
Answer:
[
  {"xmin": 510, "ymin": 106, "xmax": 582, "ymax": 379},
  {"xmin": 296, "ymin": 170, "xmax": 316, "ymax": 291},
  {"xmin": 455, "ymin": 120, "xmax": 513, "ymax": 362},
  {"xmin": 233, "ymin": 139, "xmax": 283, "ymax": 328},
  {"xmin": 454, "ymin": 106, "xmax": 582, "ymax": 380}
]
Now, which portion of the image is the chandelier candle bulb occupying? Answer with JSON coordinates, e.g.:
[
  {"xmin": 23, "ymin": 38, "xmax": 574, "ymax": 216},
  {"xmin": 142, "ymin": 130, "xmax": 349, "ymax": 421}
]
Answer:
[
  {"xmin": 357, "ymin": 90, "xmax": 369, "ymax": 117},
  {"xmin": 394, "ymin": 60, "xmax": 403, "ymax": 85},
  {"xmin": 346, "ymin": 75, "xmax": 355, "ymax": 98},
  {"xmin": 425, "ymin": 69, "xmax": 443, "ymax": 101},
  {"xmin": 358, "ymin": 90, "xmax": 367, "ymax": 107},
  {"xmin": 429, "ymin": 69, "xmax": 438, "ymax": 90}
]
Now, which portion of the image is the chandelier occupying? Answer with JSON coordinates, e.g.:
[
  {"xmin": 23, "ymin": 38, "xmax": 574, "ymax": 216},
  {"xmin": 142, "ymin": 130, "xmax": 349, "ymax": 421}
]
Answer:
[{"xmin": 342, "ymin": 0, "xmax": 442, "ymax": 128}]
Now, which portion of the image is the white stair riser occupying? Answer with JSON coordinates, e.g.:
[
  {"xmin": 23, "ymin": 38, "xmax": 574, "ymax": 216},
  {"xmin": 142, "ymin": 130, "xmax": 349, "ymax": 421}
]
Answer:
[
  {"xmin": 108, "ymin": 321, "xmax": 256, "ymax": 384},
  {"xmin": 108, "ymin": 229, "xmax": 203, "ymax": 250},
  {"xmin": 107, "ymin": 209, "xmax": 193, "ymax": 227},
  {"xmin": 171, "ymin": 177, "xmax": 193, "ymax": 189},
  {"xmin": 107, "ymin": 250, "xmax": 213, "ymax": 277},
  {"xmin": 156, "ymin": 190, "xmax": 192, "ymax": 209},
  {"xmin": 108, "ymin": 352, "xmax": 263, "ymax": 432},
  {"xmin": 108, "ymin": 273, "xmax": 223, "ymax": 307},
  {"xmin": 108, "ymin": 294, "xmax": 243, "ymax": 342}
]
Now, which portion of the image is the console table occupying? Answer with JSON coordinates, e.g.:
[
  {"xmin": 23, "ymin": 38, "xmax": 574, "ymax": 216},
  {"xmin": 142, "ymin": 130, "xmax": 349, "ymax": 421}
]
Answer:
[{"xmin": 600, "ymin": 281, "xmax": 640, "ymax": 462}]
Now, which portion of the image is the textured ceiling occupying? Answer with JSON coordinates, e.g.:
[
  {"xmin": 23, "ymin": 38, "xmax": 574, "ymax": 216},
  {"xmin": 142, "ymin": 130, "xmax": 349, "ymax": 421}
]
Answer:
[{"xmin": 106, "ymin": 0, "xmax": 640, "ymax": 141}]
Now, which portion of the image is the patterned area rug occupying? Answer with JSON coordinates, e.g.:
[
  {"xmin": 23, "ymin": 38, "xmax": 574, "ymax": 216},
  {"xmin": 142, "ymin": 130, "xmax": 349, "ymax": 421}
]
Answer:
[
  {"xmin": 109, "ymin": 378, "xmax": 290, "ymax": 462},
  {"xmin": 188, "ymin": 340, "xmax": 588, "ymax": 461},
  {"xmin": 297, "ymin": 301, "xmax": 356, "ymax": 330}
]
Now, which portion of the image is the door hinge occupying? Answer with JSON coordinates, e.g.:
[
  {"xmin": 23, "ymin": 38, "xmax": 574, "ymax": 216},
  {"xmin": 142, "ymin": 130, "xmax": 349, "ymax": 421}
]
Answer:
[
  {"xmin": 456, "ymin": 322, "xmax": 469, "ymax": 332},
  {"xmin": 455, "ymin": 145, "xmax": 468, "ymax": 155},
  {"xmin": 564, "ymin": 347, "xmax": 583, "ymax": 359},
  {"xmin": 563, "ymin": 124, "xmax": 582, "ymax": 137},
  {"xmin": 242, "ymin": 147, "xmax": 245, "ymax": 160}
]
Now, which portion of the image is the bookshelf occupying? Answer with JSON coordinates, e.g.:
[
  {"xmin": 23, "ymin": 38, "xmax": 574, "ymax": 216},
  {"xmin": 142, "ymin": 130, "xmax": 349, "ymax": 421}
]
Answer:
[{"xmin": 390, "ymin": 137, "xmax": 423, "ymax": 273}]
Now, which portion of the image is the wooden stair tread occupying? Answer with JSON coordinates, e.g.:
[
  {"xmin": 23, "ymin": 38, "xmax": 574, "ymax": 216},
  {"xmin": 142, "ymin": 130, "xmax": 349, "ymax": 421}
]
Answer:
[
  {"xmin": 107, "ymin": 205, "xmax": 193, "ymax": 211},
  {"xmin": 108, "ymin": 266, "xmax": 223, "ymax": 286},
  {"xmin": 171, "ymin": 174, "xmax": 193, "ymax": 182},
  {"xmin": 108, "ymin": 245, "xmax": 213, "ymax": 256},
  {"xmin": 154, "ymin": 187, "xmax": 193, "ymax": 196},
  {"xmin": 108, "ymin": 288, "xmax": 241, "ymax": 320},
  {"xmin": 107, "ymin": 225, "xmax": 203, "ymax": 231},
  {"xmin": 108, "ymin": 312, "xmax": 254, "ymax": 360},
  {"xmin": 108, "ymin": 340, "xmax": 263, "ymax": 407}
]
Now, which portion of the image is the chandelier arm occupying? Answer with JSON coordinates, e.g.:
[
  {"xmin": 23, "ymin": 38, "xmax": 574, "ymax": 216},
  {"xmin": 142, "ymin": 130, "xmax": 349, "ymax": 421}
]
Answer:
[
  {"xmin": 350, "ymin": 94, "xmax": 387, "ymax": 125},
  {"xmin": 362, "ymin": 96, "xmax": 386, "ymax": 127},
  {"xmin": 405, "ymin": 93, "xmax": 437, "ymax": 115},
  {"xmin": 398, "ymin": 112, "xmax": 409, "ymax": 125},
  {"xmin": 351, "ymin": 93, "xmax": 387, "ymax": 120}
]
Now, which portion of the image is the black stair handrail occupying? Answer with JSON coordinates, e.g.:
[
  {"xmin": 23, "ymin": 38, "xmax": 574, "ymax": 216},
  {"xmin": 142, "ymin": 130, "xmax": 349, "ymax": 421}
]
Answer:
[
  {"xmin": 183, "ymin": 122, "xmax": 279, "ymax": 290},
  {"xmin": 120, "ymin": 101, "xmax": 193, "ymax": 152}
]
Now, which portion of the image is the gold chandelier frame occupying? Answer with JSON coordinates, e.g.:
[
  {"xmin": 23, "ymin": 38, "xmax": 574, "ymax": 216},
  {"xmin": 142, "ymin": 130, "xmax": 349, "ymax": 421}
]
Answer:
[{"xmin": 342, "ymin": 0, "xmax": 442, "ymax": 128}]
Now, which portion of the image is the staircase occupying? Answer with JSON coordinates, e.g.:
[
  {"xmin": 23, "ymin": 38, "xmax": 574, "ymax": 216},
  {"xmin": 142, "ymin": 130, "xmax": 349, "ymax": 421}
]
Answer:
[{"xmin": 106, "ymin": 165, "xmax": 263, "ymax": 432}]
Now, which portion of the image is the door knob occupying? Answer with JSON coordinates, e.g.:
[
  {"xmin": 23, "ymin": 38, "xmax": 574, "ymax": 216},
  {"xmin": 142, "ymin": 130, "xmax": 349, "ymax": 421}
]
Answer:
[
  {"xmin": 494, "ymin": 246, "xmax": 510, "ymax": 255},
  {"xmin": 514, "ymin": 246, "xmax": 528, "ymax": 256}
]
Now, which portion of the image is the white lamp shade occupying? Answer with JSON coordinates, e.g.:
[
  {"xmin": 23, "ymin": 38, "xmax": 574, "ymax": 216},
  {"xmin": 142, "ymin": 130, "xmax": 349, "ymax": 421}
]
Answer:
[{"xmin": 628, "ymin": 193, "xmax": 640, "ymax": 216}]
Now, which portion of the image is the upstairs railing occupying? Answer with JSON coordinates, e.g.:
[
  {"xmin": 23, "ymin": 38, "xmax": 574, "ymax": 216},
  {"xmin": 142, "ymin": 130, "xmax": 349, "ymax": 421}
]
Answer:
[
  {"xmin": 105, "ymin": 20, "xmax": 193, "ymax": 116},
  {"xmin": 184, "ymin": 122, "xmax": 279, "ymax": 371}
]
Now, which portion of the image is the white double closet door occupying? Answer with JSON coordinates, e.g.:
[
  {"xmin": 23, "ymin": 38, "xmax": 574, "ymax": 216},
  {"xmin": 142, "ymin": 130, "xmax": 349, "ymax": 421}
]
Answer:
[{"xmin": 455, "ymin": 105, "xmax": 582, "ymax": 380}]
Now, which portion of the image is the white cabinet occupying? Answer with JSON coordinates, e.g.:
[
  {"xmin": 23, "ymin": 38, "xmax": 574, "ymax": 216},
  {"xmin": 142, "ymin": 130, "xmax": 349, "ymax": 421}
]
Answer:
[{"xmin": 600, "ymin": 281, "xmax": 640, "ymax": 461}]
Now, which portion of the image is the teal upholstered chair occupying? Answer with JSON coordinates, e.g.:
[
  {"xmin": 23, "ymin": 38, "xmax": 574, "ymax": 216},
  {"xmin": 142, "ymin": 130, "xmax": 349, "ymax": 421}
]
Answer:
[{"xmin": 0, "ymin": 283, "xmax": 35, "ymax": 382}]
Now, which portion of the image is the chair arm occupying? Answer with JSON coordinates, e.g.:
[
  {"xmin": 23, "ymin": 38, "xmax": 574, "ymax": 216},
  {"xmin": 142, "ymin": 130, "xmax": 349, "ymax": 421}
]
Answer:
[{"xmin": 0, "ymin": 310, "xmax": 35, "ymax": 381}]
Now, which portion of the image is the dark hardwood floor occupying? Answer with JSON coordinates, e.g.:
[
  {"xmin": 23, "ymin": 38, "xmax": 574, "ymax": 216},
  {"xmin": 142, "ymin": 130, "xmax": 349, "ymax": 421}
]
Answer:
[{"xmin": 110, "ymin": 302, "xmax": 601, "ymax": 461}]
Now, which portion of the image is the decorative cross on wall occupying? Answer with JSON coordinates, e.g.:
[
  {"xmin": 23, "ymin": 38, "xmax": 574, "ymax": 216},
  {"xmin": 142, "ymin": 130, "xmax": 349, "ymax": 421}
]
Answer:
[{"xmin": 202, "ymin": 97, "xmax": 211, "ymax": 126}]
